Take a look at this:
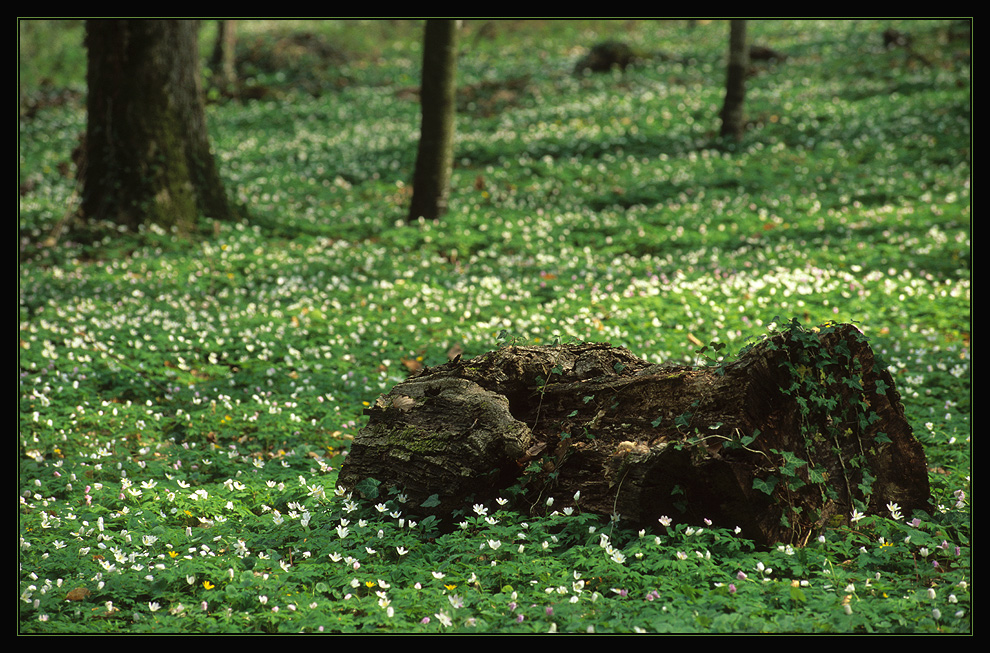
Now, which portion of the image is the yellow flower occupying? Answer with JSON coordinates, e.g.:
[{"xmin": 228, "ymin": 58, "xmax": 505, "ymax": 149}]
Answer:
[
  {"xmin": 203, "ymin": 580, "xmax": 215, "ymax": 590},
  {"xmin": 169, "ymin": 551, "xmax": 179, "ymax": 558},
  {"xmin": 444, "ymin": 584, "xmax": 457, "ymax": 591}
]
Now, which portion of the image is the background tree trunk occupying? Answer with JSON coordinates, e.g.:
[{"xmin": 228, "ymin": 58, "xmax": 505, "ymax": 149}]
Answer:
[
  {"xmin": 338, "ymin": 322, "xmax": 932, "ymax": 547},
  {"xmin": 210, "ymin": 19, "xmax": 238, "ymax": 92},
  {"xmin": 81, "ymin": 19, "xmax": 233, "ymax": 233},
  {"xmin": 407, "ymin": 19, "xmax": 458, "ymax": 222},
  {"xmin": 719, "ymin": 19, "xmax": 748, "ymax": 140}
]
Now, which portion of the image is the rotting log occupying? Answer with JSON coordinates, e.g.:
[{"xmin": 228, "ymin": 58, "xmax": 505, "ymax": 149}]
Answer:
[{"xmin": 336, "ymin": 321, "xmax": 931, "ymax": 547}]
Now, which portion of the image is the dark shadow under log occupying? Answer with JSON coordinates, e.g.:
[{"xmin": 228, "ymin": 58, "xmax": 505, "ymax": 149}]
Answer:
[{"xmin": 337, "ymin": 322, "xmax": 931, "ymax": 547}]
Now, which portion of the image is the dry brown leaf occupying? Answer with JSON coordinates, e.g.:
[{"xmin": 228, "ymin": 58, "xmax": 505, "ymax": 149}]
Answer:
[{"xmin": 66, "ymin": 587, "xmax": 91, "ymax": 602}]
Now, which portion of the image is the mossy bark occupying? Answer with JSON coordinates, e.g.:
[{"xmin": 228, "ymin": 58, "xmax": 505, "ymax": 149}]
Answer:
[
  {"xmin": 338, "ymin": 323, "xmax": 932, "ymax": 547},
  {"xmin": 81, "ymin": 19, "xmax": 233, "ymax": 233}
]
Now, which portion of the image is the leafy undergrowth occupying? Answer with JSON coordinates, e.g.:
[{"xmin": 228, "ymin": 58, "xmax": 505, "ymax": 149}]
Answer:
[{"xmin": 19, "ymin": 19, "xmax": 969, "ymax": 633}]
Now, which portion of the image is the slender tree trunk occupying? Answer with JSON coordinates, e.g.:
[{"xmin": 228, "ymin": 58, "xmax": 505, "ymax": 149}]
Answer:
[
  {"xmin": 81, "ymin": 19, "xmax": 233, "ymax": 233},
  {"xmin": 210, "ymin": 19, "xmax": 238, "ymax": 92},
  {"xmin": 407, "ymin": 19, "xmax": 458, "ymax": 222},
  {"xmin": 719, "ymin": 19, "xmax": 748, "ymax": 140}
]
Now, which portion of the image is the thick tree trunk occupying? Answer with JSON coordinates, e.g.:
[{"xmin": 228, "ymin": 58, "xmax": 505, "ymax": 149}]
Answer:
[
  {"xmin": 338, "ymin": 322, "xmax": 931, "ymax": 547},
  {"xmin": 407, "ymin": 19, "xmax": 458, "ymax": 222},
  {"xmin": 719, "ymin": 19, "xmax": 748, "ymax": 140},
  {"xmin": 81, "ymin": 19, "xmax": 233, "ymax": 233}
]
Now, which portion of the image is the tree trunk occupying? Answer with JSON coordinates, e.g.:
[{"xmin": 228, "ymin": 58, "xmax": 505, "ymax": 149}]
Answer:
[
  {"xmin": 338, "ymin": 322, "xmax": 932, "ymax": 547},
  {"xmin": 407, "ymin": 19, "xmax": 458, "ymax": 222},
  {"xmin": 719, "ymin": 19, "xmax": 748, "ymax": 140},
  {"xmin": 210, "ymin": 19, "xmax": 238, "ymax": 92},
  {"xmin": 81, "ymin": 19, "xmax": 233, "ymax": 233}
]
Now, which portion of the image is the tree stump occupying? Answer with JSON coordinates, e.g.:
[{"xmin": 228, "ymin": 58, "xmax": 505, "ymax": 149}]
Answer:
[{"xmin": 337, "ymin": 322, "xmax": 931, "ymax": 547}]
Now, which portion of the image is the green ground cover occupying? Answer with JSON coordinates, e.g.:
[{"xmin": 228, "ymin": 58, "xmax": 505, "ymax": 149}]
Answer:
[{"xmin": 19, "ymin": 19, "xmax": 969, "ymax": 633}]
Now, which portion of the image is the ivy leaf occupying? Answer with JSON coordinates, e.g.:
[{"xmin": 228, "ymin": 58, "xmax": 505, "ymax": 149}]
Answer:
[
  {"xmin": 354, "ymin": 477, "xmax": 381, "ymax": 500},
  {"xmin": 753, "ymin": 475, "xmax": 779, "ymax": 495}
]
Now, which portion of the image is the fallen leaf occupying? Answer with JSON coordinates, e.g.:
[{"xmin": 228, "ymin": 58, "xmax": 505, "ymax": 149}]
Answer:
[
  {"xmin": 401, "ymin": 357, "xmax": 423, "ymax": 373},
  {"xmin": 66, "ymin": 587, "xmax": 92, "ymax": 602}
]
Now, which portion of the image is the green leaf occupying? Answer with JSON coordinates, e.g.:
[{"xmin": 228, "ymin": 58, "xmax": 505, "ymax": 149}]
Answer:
[
  {"xmin": 753, "ymin": 475, "xmax": 779, "ymax": 495},
  {"xmin": 354, "ymin": 477, "xmax": 381, "ymax": 499}
]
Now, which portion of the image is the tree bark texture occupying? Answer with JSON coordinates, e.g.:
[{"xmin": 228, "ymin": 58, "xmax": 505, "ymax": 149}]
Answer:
[
  {"xmin": 81, "ymin": 19, "xmax": 233, "ymax": 233},
  {"xmin": 719, "ymin": 19, "xmax": 748, "ymax": 140},
  {"xmin": 338, "ymin": 322, "xmax": 931, "ymax": 547},
  {"xmin": 407, "ymin": 19, "xmax": 458, "ymax": 222}
]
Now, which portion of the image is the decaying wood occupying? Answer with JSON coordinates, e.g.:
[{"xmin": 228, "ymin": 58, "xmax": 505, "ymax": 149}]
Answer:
[{"xmin": 337, "ymin": 322, "xmax": 931, "ymax": 546}]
